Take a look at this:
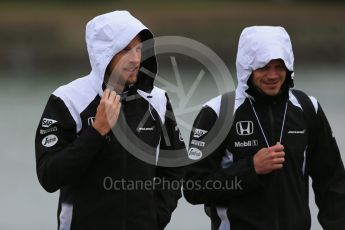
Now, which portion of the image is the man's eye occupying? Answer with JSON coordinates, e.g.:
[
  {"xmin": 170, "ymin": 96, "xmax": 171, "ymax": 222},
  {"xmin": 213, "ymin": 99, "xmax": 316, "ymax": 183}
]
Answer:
[
  {"xmin": 274, "ymin": 65, "xmax": 285, "ymax": 71},
  {"xmin": 120, "ymin": 49, "xmax": 129, "ymax": 54}
]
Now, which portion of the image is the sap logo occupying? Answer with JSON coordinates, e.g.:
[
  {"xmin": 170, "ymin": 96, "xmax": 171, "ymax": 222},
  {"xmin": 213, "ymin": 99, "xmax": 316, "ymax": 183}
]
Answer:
[
  {"xmin": 42, "ymin": 118, "xmax": 57, "ymax": 128},
  {"xmin": 88, "ymin": 117, "xmax": 95, "ymax": 126},
  {"xmin": 234, "ymin": 140, "xmax": 258, "ymax": 148},
  {"xmin": 42, "ymin": 134, "xmax": 58, "ymax": 147},
  {"xmin": 188, "ymin": 147, "xmax": 203, "ymax": 160},
  {"xmin": 193, "ymin": 129, "xmax": 208, "ymax": 138},
  {"xmin": 191, "ymin": 139, "xmax": 205, "ymax": 147},
  {"xmin": 236, "ymin": 121, "xmax": 254, "ymax": 136}
]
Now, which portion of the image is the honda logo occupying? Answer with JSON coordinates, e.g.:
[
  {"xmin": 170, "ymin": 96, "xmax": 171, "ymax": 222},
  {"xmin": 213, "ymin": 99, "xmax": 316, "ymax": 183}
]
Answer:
[
  {"xmin": 236, "ymin": 121, "xmax": 254, "ymax": 135},
  {"xmin": 88, "ymin": 117, "xmax": 95, "ymax": 126}
]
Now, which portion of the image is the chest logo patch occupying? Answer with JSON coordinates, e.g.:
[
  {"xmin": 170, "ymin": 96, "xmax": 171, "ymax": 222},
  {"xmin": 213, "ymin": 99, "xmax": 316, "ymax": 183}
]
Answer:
[{"xmin": 236, "ymin": 121, "xmax": 254, "ymax": 136}]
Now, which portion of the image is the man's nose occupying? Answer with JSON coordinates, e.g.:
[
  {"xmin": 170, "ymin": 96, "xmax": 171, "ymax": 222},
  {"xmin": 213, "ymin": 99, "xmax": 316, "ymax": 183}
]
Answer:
[
  {"xmin": 128, "ymin": 49, "xmax": 141, "ymax": 63},
  {"xmin": 267, "ymin": 68, "xmax": 279, "ymax": 78}
]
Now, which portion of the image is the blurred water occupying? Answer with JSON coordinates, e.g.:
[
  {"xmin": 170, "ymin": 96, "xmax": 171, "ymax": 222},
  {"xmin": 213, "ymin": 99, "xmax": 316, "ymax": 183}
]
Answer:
[{"xmin": 0, "ymin": 66, "xmax": 344, "ymax": 229}]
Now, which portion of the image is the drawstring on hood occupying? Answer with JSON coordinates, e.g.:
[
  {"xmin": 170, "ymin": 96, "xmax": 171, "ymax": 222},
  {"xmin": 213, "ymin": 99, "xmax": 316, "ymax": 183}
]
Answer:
[
  {"xmin": 85, "ymin": 10, "xmax": 157, "ymax": 95},
  {"xmin": 235, "ymin": 26, "xmax": 295, "ymax": 100}
]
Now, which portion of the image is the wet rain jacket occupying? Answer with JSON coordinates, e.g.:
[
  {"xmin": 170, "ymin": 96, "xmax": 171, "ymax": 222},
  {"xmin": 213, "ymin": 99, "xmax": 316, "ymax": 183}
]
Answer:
[
  {"xmin": 35, "ymin": 11, "xmax": 185, "ymax": 230},
  {"xmin": 184, "ymin": 26, "xmax": 345, "ymax": 230}
]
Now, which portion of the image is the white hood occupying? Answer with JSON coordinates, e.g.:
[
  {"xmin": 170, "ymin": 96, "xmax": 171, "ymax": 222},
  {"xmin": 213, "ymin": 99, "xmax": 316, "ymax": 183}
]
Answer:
[
  {"xmin": 235, "ymin": 26, "xmax": 294, "ymax": 98},
  {"xmin": 85, "ymin": 10, "xmax": 157, "ymax": 94}
]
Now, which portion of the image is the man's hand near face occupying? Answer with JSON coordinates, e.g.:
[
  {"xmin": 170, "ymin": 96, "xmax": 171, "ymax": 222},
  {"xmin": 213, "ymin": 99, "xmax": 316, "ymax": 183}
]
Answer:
[{"xmin": 93, "ymin": 89, "xmax": 122, "ymax": 136}]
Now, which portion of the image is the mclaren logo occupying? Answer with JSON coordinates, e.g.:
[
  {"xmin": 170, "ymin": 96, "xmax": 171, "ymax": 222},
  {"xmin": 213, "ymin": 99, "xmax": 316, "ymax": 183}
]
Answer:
[
  {"xmin": 288, "ymin": 130, "xmax": 306, "ymax": 134},
  {"xmin": 236, "ymin": 121, "xmax": 254, "ymax": 136},
  {"xmin": 138, "ymin": 127, "xmax": 155, "ymax": 131}
]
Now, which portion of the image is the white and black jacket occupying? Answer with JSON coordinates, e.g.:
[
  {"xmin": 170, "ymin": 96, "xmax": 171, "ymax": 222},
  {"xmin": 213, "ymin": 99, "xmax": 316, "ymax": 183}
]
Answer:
[
  {"xmin": 35, "ymin": 11, "xmax": 185, "ymax": 230},
  {"xmin": 183, "ymin": 26, "xmax": 345, "ymax": 230}
]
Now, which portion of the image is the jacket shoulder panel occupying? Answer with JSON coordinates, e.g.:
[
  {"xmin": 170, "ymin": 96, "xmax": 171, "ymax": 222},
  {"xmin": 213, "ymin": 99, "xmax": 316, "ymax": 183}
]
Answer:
[
  {"xmin": 289, "ymin": 90, "xmax": 318, "ymax": 113},
  {"xmin": 203, "ymin": 91, "xmax": 240, "ymax": 118},
  {"xmin": 289, "ymin": 90, "xmax": 303, "ymax": 110},
  {"xmin": 203, "ymin": 95, "xmax": 222, "ymax": 117},
  {"xmin": 53, "ymin": 76, "xmax": 98, "ymax": 133},
  {"xmin": 308, "ymin": 96, "xmax": 318, "ymax": 113}
]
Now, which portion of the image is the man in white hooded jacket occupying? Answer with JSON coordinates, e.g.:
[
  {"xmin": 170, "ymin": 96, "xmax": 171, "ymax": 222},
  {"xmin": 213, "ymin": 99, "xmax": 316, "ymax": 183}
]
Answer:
[
  {"xmin": 35, "ymin": 11, "xmax": 185, "ymax": 230},
  {"xmin": 184, "ymin": 26, "xmax": 345, "ymax": 230}
]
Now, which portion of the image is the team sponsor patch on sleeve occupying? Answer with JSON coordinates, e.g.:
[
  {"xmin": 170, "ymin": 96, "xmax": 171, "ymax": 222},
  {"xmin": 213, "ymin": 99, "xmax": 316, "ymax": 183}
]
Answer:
[
  {"xmin": 188, "ymin": 147, "xmax": 203, "ymax": 160},
  {"xmin": 42, "ymin": 134, "xmax": 58, "ymax": 147},
  {"xmin": 193, "ymin": 128, "xmax": 208, "ymax": 138},
  {"xmin": 40, "ymin": 126, "xmax": 58, "ymax": 135},
  {"xmin": 191, "ymin": 139, "xmax": 205, "ymax": 147},
  {"xmin": 42, "ymin": 118, "xmax": 58, "ymax": 128}
]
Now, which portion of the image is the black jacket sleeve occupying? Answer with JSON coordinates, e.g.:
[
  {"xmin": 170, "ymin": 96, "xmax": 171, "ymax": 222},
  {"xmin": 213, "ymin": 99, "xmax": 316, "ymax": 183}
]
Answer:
[
  {"xmin": 35, "ymin": 95, "xmax": 106, "ymax": 193},
  {"xmin": 155, "ymin": 94, "xmax": 186, "ymax": 230},
  {"xmin": 183, "ymin": 106, "xmax": 262, "ymax": 205},
  {"xmin": 309, "ymin": 103, "xmax": 345, "ymax": 229}
]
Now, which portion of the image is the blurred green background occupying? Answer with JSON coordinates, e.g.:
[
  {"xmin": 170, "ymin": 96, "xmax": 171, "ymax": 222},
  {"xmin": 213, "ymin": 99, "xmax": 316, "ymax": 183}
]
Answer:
[
  {"xmin": 1, "ymin": 0, "xmax": 345, "ymax": 77},
  {"xmin": 0, "ymin": 1, "xmax": 344, "ymax": 229}
]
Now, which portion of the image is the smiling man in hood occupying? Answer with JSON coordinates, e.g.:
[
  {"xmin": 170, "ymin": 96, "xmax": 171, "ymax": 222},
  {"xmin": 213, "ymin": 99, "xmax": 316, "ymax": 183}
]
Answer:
[
  {"xmin": 35, "ymin": 11, "xmax": 185, "ymax": 230},
  {"xmin": 184, "ymin": 26, "xmax": 345, "ymax": 230}
]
